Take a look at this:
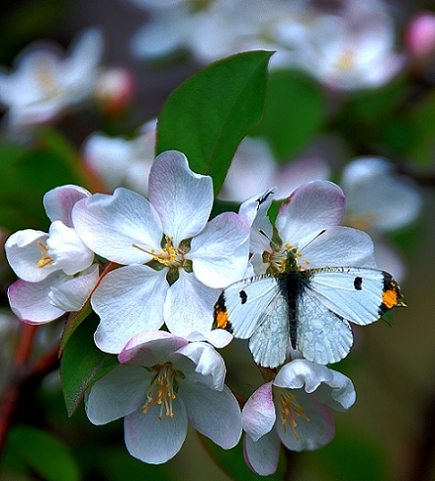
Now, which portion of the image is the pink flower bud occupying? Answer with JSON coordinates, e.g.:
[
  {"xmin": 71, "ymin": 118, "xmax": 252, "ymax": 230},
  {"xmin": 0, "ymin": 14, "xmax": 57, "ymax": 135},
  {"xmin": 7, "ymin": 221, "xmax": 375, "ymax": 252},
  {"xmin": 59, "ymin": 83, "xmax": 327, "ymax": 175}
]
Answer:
[{"xmin": 406, "ymin": 11, "xmax": 435, "ymax": 61}]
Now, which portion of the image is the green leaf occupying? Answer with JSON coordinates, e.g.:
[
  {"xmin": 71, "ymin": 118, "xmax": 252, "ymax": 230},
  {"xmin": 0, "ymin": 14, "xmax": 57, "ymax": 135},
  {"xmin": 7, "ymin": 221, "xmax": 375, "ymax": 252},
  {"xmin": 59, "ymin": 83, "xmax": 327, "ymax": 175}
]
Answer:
[
  {"xmin": 60, "ymin": 313, "xmax": 119, "ymax": 417},
  {"xmin": 251, "ymin": 69, "xmax": 326, "ymax": 160},
  {"xmin": 199, "ymin": 435, "xmax": 285, "ymax": 481},
  {"xmin": 156, "ymin": 51, "xmax": 273, "ymax": 194},
  {"xmin": 7, "ymin": 425, "xmax": 80, "ymax": 481},
  {"xmin": 59, "ymin": 301, "xmax": 93, "ymax": 355}
]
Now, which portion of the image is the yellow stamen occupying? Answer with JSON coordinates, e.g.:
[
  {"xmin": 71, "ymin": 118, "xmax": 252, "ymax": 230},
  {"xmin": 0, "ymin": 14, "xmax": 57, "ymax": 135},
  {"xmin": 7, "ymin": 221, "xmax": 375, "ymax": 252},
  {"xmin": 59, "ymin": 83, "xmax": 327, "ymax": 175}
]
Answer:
[
  {"xmin": 279, "ymin": 391, "xmax": 310, "ymax": 441},
  {"xmin": 37, "ymin": 241, "xmax": 54, "ymax": 268},
  {"xmin": 132, "ymin": 236, "xmax": 183, "ymax": 268},
  {"xmin": 143, "ymin": 363, "xmax": 178, "ymax": 420}
]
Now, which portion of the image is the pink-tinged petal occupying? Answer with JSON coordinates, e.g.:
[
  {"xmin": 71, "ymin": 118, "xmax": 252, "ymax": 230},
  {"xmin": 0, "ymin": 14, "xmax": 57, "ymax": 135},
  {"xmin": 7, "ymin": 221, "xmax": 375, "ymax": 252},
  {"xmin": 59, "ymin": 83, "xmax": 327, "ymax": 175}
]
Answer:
[
  {"xmin": 120, "ymin": 331, "xmax": 188, "ymax": 366},
  {"xmin": 148, "ymin": 151, "xmax": 213, "ymax": 246},
  {"xmin": 85, "ymin": 364, "xmax": 148, "ymax": 424},
  {"xmin": 72, "ymin": 188, "xmax": 163, "ymax": 265},
  {"xmin": 164, "ymin": 270, "xmax": 219, "ymax": 337},
  {"xmin": 276, "ymin": 181, "xmax": 345, "ymax": 246},
  {"xmin": 180, "ymin": 382, "xmax": 242, "ymax": 449},
  {"xmin": 5, "ymin": 229, "xmax": 54, "ymax": 282},
  {"xmin": 298, "ymin": 226, "xmax": 376, "ymax": 269},
  {"xmin": 8, "ymin": 274, "xmax": 66, "ymax": 324},
  {"xmin": 48, "ymin": 264, "xmax": 99, "ymax": 312},
  {"xmin": 275, "ymin": 390, "xmax": 335, "ymax": 451},
  {"xmin": 188, "ymin": 212, "xmax": 250, "ymax": 288},
  {"xmin": 244, "ymin": 429, "xmax": 281, "ymax": 476},
  {"xmin": 242, "ymin": 382, "xmax": 276, "ymax": 442},
  {"xmin": 92, "ymin": 265, "xmax": 168, "ymax": 354},
  {"xmin": 124, "ymin": 399, "xmax": 188, "ymax": 464},
  {"xmin": 43, "ymin": 185, "xmax": 91, "ymax": 226},
  {"xmin": 171, "ymin": 341, "xmax": 226, "ymax": 390}
]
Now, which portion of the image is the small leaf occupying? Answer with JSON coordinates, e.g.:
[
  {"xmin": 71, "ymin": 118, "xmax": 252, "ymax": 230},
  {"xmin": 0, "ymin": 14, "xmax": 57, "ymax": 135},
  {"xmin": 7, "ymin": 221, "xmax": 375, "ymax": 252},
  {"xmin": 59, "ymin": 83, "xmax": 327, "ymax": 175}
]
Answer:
[
  {"xmin": 60, "ymin": 313, "xmax": 119, "ymax": 417},
  {"xmin": 251, "ymin": 69, "xmax": 326, "ymax": 160},
  {"xmin": 8, "ymin": 425, "xmax": 80, "ymax": 481},
  {"xmin": 156, "ymin": 50, "xmax": 273, "ymax": 194}
]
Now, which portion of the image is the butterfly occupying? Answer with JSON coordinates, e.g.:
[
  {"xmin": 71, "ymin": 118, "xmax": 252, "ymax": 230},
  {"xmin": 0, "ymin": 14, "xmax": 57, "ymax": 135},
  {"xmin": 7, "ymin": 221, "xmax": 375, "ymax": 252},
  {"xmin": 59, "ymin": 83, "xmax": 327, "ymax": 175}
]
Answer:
[{"xmin": 213, "ymin": 253, "xmax": 406, "ymax": 368}]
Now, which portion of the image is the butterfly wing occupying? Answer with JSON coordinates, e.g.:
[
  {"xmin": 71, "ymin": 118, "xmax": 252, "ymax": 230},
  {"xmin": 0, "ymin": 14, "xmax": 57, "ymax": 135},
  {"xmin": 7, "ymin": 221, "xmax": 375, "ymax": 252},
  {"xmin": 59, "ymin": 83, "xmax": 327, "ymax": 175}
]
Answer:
[
  {"xmin": 214, "ymin": 275, "xmax": 289, "ymax": 367},
  {"xmin": 296, "ymin": 266, "xmax": 405, "ymax": 364},
  {"xmin": 305, "ymin": 267, "xmax": 405, "ymax": 325}
]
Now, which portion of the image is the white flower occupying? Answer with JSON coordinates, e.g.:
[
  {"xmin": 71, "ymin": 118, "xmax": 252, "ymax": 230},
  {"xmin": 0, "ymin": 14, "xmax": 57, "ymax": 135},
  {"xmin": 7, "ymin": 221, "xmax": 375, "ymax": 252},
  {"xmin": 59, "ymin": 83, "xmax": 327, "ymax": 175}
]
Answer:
[
  {"xmin": 244, "ymin": 180, "xmax": 376, "ymax": 276},
  {"xmin": 5, "ymin": 185, "xmax": 98, "ymax": 323},
  {"xmin": 341, "ymin": 157, "xmax": 422, "ymax": 280},
  {"xmin": 0, "ymin": 28, "xmax": 103, "ymax": 131},
  {"xmin": 218, "ymin": 136, "xmax": 330, "ymax": 202},
  {"xmin": 82, "ymin": 119, "xmax": 156, "ymax": 196},
  {"xmin": 242, "ymin": 359, "xmax": 355, "ymax": 475},
  {"xmin": 85, "ymin": 331, "xmax": 242, "ymax": 464},
  {"xmin": 73, "ymin": 150, "xmax": 250, "ymax": 353}
]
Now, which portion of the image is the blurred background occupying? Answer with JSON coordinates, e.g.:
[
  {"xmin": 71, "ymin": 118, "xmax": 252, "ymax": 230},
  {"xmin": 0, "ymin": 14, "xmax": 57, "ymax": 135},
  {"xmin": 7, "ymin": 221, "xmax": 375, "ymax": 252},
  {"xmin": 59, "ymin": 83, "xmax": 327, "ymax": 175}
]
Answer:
[{"xmin": 0, "ymin": 1, "xmax": 434, "ymax": 480}]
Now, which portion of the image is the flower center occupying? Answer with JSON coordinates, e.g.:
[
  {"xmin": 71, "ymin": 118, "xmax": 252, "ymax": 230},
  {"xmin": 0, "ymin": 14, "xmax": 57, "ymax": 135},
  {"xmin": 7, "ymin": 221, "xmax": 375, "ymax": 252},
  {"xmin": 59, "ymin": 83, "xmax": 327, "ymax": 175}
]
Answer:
[
  {"xmin": 132, "ymin": 235, "xmax": 188, "ymax": 269},
  {"xmin": 143, "ymin": 362, "xmax": 180, "ymax": 420},
  {"xmin": 37, "ymin": 241, "xmax": 54, "ymax": 268},
  {"xmin": 278, "ymin": 389, "xmax": 310, "ymax": 441}
]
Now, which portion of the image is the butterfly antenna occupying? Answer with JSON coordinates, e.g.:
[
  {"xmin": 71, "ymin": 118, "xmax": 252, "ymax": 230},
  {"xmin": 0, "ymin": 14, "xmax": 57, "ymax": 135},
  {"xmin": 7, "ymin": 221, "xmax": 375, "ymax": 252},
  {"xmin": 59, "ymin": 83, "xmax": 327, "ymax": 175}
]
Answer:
[{"xmin": 297, "ymin": 228, "xmax": 327, "ymax": 253}]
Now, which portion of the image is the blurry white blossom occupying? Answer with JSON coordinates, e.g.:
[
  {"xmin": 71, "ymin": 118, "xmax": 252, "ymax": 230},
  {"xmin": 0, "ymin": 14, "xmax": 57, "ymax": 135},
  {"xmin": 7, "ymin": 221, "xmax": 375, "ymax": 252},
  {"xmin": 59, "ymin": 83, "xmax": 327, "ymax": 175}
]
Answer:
[
  {"xmin": 83, "ymin": 119, "xmax": 156, "ymax": 195},
  {"xmin": 129, "ymin": 0, "xmax": 404, "ymax": 90},
  {"xmin": 94, "ymin": 67, "xmax": 135, "ymax": 115},
  {"xmin": 0, "ymin": 28, "xmax": 103, "ymax": 135}
]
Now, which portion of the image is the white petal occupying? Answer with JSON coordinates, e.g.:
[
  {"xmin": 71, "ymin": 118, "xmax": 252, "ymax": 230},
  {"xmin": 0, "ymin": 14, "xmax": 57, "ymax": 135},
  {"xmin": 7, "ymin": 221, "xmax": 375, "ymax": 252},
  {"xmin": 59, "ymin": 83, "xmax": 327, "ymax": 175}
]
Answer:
[
  {"xmin": 276, "ymin": 181, "xmax": 345, "ymax": 246},
  {"xmin": 48, "ymin": 264, "xmax": 99, "ymax": 312},
  {"xmin": 148, "ymin": 151, "xmax": 213, "ymax": 246},
  {"xmin": 47, "ymin": 221, "xmax": 94, "ymax": 275},
  {"xmin": 299, "ymin": 226, "xmax": 376, "ymax": 269},
  {"xmin": 180, "ymin": 382, "xmax": 242, "ymax": 449},
  {"xmin": 120, "ymin": 331, "xmax": 188, "ymax": 366},
  {"xmin": 171, "ymin": 341, "xmax": 226, "ymax": 390},
  {"xmin": 244, "ymin": 430, "xmax": 281, "ymax": 476},
  {"xmin": 188, "ymin": 212, "xmax": 249, "ymax": 288},
  {"xmin": 164, "ymin": 270, "xmax": 219, "ymax": 337},
  {"xmin": 187, "ymin": 329, "xmax": 233, "ymax": 349},
  {"xmin": 5, "ymin": 229, "xmax": 55, "ymax": 282},
  {"xmin": 8, "ymin": 274, "xmax": 66, "ymax": 323},
  {"xmin": 242, "ymin": 382, "xmax": 276, "ymax": 442},
  {"xmin": 85, "ymin": 364, "xmax": 148, "ymax": 424},
  {"xmin": 92, "ymin": 265, "xmax": 168, "ymax": 354},
  {"xmin": 124, "ymin": 399, "xmax": 188, "ymax": 464},
  {"xmin": 43, "ymin": 185, "xmax": 91, "ymax": 226},
  {"xmin": 72, "ymin": 188, "xmax": 163, "ymax": 264},
  {"xmin": 275, "ymin": 390, "xmax": 335, "ymax": 451}
]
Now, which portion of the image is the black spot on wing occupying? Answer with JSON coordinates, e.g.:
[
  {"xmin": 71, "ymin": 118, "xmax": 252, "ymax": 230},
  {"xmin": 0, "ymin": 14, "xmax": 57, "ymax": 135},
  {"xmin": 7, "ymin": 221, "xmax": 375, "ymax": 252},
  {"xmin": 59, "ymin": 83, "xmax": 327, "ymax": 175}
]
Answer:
[
  {"xmin": 239, "ymin": 290, "xmax": 247, "ymax": 304},
  {"xmin": 354, "ymin": 276, "xmax": 363, "ymax": 290}
]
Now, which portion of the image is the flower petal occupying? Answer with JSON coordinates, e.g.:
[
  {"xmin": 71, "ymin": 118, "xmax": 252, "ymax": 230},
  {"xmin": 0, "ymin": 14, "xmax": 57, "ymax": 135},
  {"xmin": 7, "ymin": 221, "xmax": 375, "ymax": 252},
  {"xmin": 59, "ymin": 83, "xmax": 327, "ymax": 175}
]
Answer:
[
  {"xmin": 48, "ymin": 264, "xmax": 99, "ymax": 312},
  {"xmin": 171, "ymin": 341, "xmax": 226, "ymax": 390},
  {"xmin": 242, "ymin": 382, "xmax": 276, "ymax": 442},
  {"xmin": 85, "ymin": 364, "xmax": 148, "ymax": 424},
  {"xmin": 188, "ymin": 212, "xmax": 249, "ymax": 288},
  {"xmin": 124, "ymin": 399, "xmax": 188, "ymax": 464},
  {"xmin": 276, "ymin": 181, "xmax": 345, "ymax": 246},
  {"xmin": 164, "ymin": 270, "xmax": 219, "ymax": 337},
  {"xmin": 298, "ymin": 226, "xmax": 376, "ymax": 269},
  {"xmin": 8, "ymin": 273, "xmax": 67, "ymax": 323},
  {"xmin": 92, "ymin": 265, "xmax": 168, "ymax": 353},
  {"xmin": 275, "ymin": 390, "xmax": 335, "ymax": 451},
  {"xmin": 43, "ymin": 184, "xmax": 91, "ymax": 226},
  {"xmin": 5, "ymin": 229, "xmax": 55, "ymax": 282},
  {"xmin": 72, "ymin": 188, "xmax": 163, "ymax": 264},
  {"xmin": 243, "ymin": 429, "xmax": 281, "ymax": 476},
  {"xmin": 148, "ymin": 150, "xmax": 213, "ymax": 246},
  {"xmin": 180, "ymin": 382, "xmax": 242, "ymax": 449}
]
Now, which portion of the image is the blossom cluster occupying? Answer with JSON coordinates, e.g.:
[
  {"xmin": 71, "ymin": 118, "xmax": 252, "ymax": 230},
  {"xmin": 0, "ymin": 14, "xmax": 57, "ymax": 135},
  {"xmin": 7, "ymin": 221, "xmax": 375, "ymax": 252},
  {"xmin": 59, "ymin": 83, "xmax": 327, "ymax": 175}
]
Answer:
[
  {"xmin": 130, "ymin": 0, "xmax": 404, "ymax": 90},
  {"xmin": 4, "ymin": 145, "xmax": 414, "ymax": 474}
]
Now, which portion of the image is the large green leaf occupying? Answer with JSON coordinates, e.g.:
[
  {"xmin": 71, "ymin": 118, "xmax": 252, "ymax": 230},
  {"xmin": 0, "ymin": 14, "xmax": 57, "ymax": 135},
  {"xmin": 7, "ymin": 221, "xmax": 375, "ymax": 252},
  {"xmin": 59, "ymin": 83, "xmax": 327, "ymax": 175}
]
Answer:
[
  {"xmin": 8, "ymin": 425, "xmax": 80, "ymax": 481},
  {"xmin": 60, "ymin": 314, "xmax": 119, "ymax": 417},
  {"xmin": 251, "ymin": 69, "xmax": 326, "ymax": 161},
  {"xmin": 156, "ymin": 50, "xmax": 273, "ymax": 195}
]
